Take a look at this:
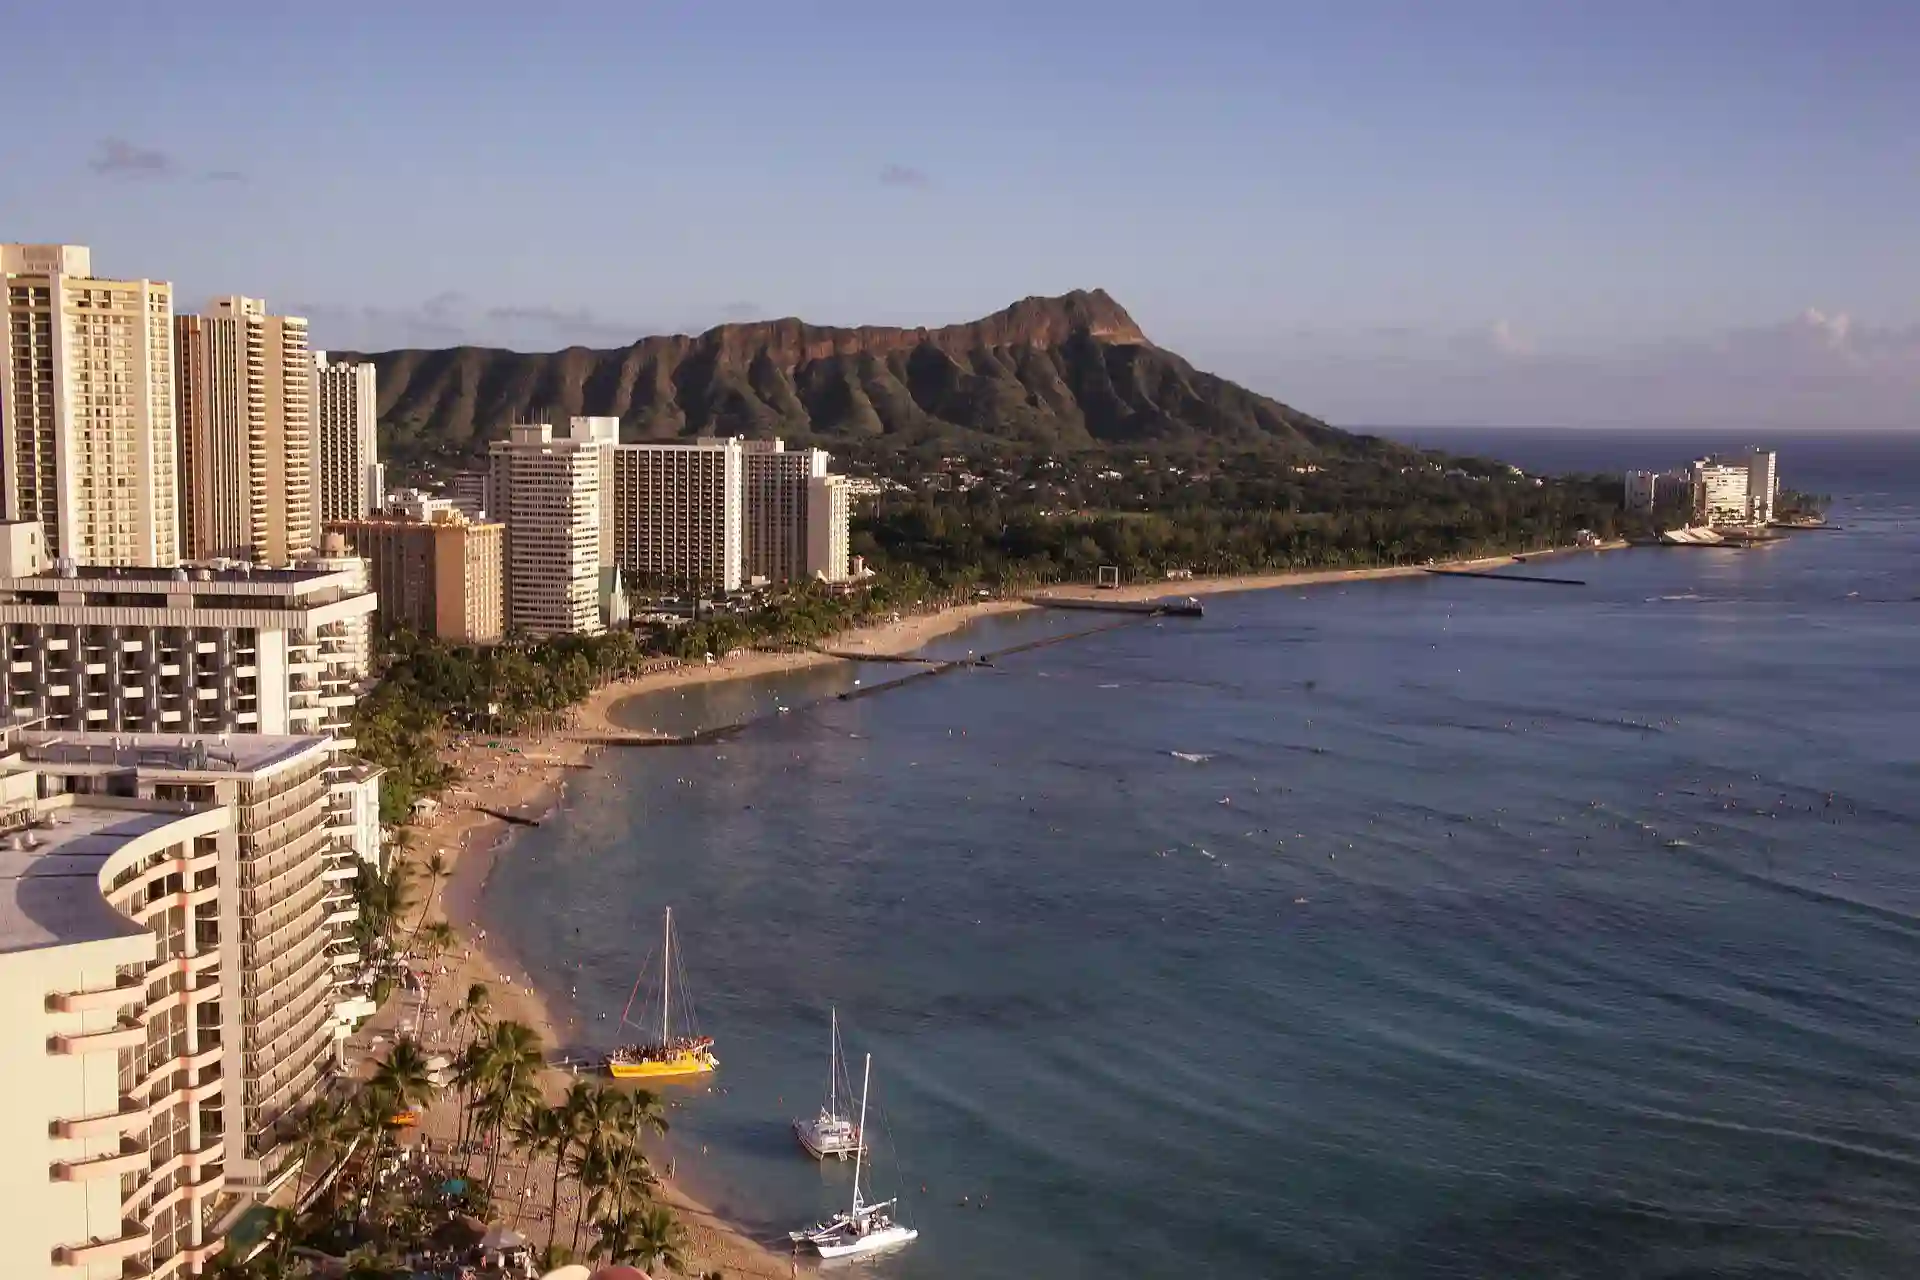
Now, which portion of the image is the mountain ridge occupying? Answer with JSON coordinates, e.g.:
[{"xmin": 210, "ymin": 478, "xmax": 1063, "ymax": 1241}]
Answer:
[{"xmin": 346, "ymin": 289, "xmax": 1359, "ymax": 464}]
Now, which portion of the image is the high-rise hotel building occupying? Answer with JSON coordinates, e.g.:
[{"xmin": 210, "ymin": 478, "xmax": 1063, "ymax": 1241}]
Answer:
[
  {"xmin": 699, "ymin": 436, "xmax": 851, "ymax": 587},
  {"xmin": 0, "ymin": 727, "xmax": 347, "ymax": 1277},
  {"xmin": 728, "ymin": 438, "xmax": 827, "ymax": 585},
  {"xmin": 174, "ymin": 298, "xmax": 314, "ymax": 565},
  {"xmin": 312, "ymin": 353, "xmax": 383, "ymax": 523},
  {"xmin": 487, "ymin": 424, "xmax": 603, "ymax": 637},
  {"xmin": 1688, "ymin": 449, "xmax": 1779, "ymax": 527},
  {"xmin": 807, "ymin": 472, "xmax": 852, "ymax": 583},
  {"xmin": 1, "ymin": 244, "xmax": 180, "ymax": 568},
  {"xmin": 326, "ymin": 511, "xmax": 505, "ymax": 644},
  {"xmin": 0, "ymin": 530, "xmax": 382, "ymax": 1056},
  {"xmin": 612, "ymin": 437, "xmax": 745, "ymax": 593}
]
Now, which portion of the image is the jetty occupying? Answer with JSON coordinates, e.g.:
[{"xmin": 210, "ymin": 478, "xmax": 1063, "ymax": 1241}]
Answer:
[
  {"xmin": 473, "ymin": 805, "xmax": 545, "ymax": 827},
  {"xmin": 1023, "ymin": 593, "xmax": 1205, "ymax": 617},
  {"xmin": 1424, "ymin": 568, "xmax": 1587, "ymax": 587},
  {"xmin": 570, "ymin": 617, "xmax": 1154, "ymax": 748}
]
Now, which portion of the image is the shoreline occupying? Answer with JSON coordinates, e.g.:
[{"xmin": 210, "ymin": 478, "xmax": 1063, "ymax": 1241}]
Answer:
[
  {"xmin": 569, "ymin": 596, "xmax": 1036, "ymax": 737},
  {"xmin": 378, "ymin": 540, "xmax": 1631, "ymax": 1268},
  {"xmin": 362, "ymin": 734, "xmax": 793, "ymax": 1277},
  {"xmin": 1028, "ymin": 541, "xmax": 1629, "ymax": 604}
]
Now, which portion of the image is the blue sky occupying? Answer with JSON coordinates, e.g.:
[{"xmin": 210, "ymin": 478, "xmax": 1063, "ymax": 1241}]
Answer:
[{"xmin": 2, "ymin": 1, "xmax": 1915, "ymax": 429}]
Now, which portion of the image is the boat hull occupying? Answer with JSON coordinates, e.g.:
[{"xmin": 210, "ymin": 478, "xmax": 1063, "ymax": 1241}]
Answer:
[
  {"xmin": 793, "ymin": 1118, "xmax": 862, "ymax": 1161},
  {"xmin": 607, "ymin": 1051, "xmax": 717, "ymax": 1080},
  {"xmin": 812, "ymin": 1225, "xmax": 919, "ymax": 1259}
]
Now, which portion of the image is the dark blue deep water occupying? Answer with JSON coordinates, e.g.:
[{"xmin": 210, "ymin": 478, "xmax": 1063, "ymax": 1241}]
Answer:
[{"xmin": 489, "ymin": 431, "xmax": 1920, "ymax": 1278}]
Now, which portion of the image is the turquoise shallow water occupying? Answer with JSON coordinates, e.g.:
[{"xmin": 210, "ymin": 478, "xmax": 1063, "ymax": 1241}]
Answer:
[{"xmin": 488, "ymin": 432, "xmax": 1920, "ymax": 1278}]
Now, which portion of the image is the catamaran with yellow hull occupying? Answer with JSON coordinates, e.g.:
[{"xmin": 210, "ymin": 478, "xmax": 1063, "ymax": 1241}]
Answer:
[{"xmin": 605, "ymin": 907, "xmax": 718, "ymax": 1081}]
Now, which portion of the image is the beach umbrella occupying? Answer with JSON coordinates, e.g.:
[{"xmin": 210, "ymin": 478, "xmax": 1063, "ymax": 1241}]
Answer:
[
  {"xmin": 589, "ymin": 1268, "xmax": 652, "ymax": 1280},
  {"xmin": 480, "ymin": 1224, "xmax": 530, "ymax": 1250},
  {"xmin": 541, "ymin": 1268, "xmax": 592, "ymax": 1280}
]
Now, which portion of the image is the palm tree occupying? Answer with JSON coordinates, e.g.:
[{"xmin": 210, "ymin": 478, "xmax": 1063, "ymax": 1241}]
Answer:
[
  {"xmin": 577, "ymin": 1146, "xmax": 655, "ymax": 1243},
  {"xmin": 561, "ymin": 1080, "xmax": 618, "ymax": 1257},
  {"xmin": 284, "ymin": 1094, "xmax": 350, "ymax": 1205},
  {"xmin": 559, "ymin": 1081, "xmax": 669, "ymax": 1254},
  {"xmin": 403, "ymin": 851, "xmax": 451, "ymax": 954},
  {"xmin": 472, "ymin": 1019, "xmax": 546, "ymax": 1196},
  {"xmin": 358, "ymin": 1036, "xmax": 436, "ymax": 1197},
  {"xmin": 625, "ymin": 1087, "xmax": 669, "ymax": 1143},
  {"xmin": 452, "ymin": 1039, "xmax": 491, "ymax": 1163},
  {"xmin": 449, "ymin": 982, "xmax": 492, "ymax": 1147},
  {"xmin": 510, "ymin": 1103, "xmax": 570, "ymax": 1244},
  {"xmin": 354, "ymin": 858, "xmax": 414, "ymax": 953},
  {"xmin": 452, "ymin": 980, "xmax": 492, "ymax": 1043},
  {"xmin": 418, "ymin": 919, "xmax": 458, "ymax": 966},
  {"xmin": 367, "ymin": 1035, "xmax": 436, "ymax": 1116},
  {"xmin": 594, "ymin": 1203, "xmax": 686, "ymax": 1271}
]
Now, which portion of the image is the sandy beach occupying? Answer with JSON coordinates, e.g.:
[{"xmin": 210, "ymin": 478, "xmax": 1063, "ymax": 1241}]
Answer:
[
  {"xmin": 1031, "ymin": 542, "xmax": 1628, "ymax": 605},
  {"xmin": 568, "ymin": 597, "xmax": 1035, "ymax": 737},
  {"xmin": 360, "ymin": 544, "xmax": 1626, "ymax": 1270},
  {"xmin": 363, "ymin": 731, "xmax": 796, "ymax": 1277}
]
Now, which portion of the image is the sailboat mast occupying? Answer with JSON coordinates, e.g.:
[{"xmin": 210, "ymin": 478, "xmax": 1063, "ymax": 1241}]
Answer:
[
  {"xmin": 661, "ymin": 907, "xmax": 672, "ymax": 1045},
  {"xmin": 828, "ymin": 1007, "xmax": 838, "ymax": 1112},
  {"xmin": 850, "ymin": 1052, "xmax": 872, "ymax": 1216}
]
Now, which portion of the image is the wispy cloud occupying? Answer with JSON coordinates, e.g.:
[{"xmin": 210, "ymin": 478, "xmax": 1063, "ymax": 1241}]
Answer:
[
  {"xmin": 200, "ymin": 169, "xmax": 248, "ymax": 184},
  {"xmin": 296, "ymin": 293, "xmax": 651, "ymax": 351},
  {"xmin": 878, "ymin": 162, "xmax": 931, "ymax": 188},
  {"xmin": 482, "ymin": 304, "xmax": 637, "ymax": 345},
  {"xmin": 89, "ymin": 137, "xmax": 175, "ymax": 179},
  {"xmin": 1225, "ymin": 309, "xmax": 1920, "ymax": 430}
]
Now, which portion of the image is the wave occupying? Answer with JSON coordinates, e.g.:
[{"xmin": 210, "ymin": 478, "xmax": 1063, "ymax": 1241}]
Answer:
[{"xmin": 1170, "ymin": 751, "xmax": 1213, "ymax": 763}]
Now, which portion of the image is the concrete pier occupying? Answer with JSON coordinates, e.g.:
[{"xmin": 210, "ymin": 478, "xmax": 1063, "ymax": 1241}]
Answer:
[
  {"xmin": 1024, "ymin": 593, "xmax": 1205, "ymax": 617},
  {"xmin": 1425, "ymin": 568, "xmax": 1587, "ymax": 586}
]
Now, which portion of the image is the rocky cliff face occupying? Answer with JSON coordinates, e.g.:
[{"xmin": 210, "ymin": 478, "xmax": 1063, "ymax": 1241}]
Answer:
[{"xmin": 350, "ymin": 289, "xmax": 1347, "ymax": 462}]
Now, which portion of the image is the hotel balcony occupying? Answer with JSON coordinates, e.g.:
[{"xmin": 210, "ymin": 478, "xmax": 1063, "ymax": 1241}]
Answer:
[
  {"xmin": 53, "ymin": 1095, "xmax": 149, "ymax": 1140},
  {"xmin": 47, "ymin": 972, "xmax": 144, "ymax": 1013},
  {"xmin": 52, "ymin": 1218, "xmax": 152, "ymax": 1267},
  {"xmin": 49, "ymin": 1015, "xmax": 147, "ymax": 1056},
  {"xmin": 50, "ymin": 1135, "xmax": 149, "ymax": 1182}
]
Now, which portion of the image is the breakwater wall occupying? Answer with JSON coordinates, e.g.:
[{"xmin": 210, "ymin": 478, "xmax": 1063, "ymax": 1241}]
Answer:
[{"xmin": 576, "ymin": 617, "xmax": 1152, "ymax": 747}]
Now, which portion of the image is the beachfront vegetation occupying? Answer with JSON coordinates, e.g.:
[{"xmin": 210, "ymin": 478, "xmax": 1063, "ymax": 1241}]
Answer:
[
  {"xmin": 220, "ymin": 1024, "xmax": 688, "ymax": 1277},
  {"xmin": 852, "ymin": 447, "xmax": 1637, "ymax": 589}
]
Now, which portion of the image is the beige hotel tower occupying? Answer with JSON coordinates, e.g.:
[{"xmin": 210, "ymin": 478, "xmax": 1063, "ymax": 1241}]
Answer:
[
  {"xmin": 174, "ymin": 298, "xmax": 316, "ymax": 564},
  {"xmin": 0, "ymin": 245, "xmax": 180, "ymax": 567}
]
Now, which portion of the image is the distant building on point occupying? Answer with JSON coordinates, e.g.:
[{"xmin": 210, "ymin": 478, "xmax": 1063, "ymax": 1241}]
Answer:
[
  {"xmin": 1624, "ymin": 468, "xmax": 1692, "ymax": 512},
  {"xmin": 1688, "ymin": 448, "xmax": 1777, "ymax": 527}
]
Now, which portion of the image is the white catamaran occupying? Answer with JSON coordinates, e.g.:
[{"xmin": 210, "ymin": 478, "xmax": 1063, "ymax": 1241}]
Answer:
[
  {"xmin": 793, "ymin": 1007, "xmax": 864, "ymax": 1161},
  {"xmin": 788, "ymin": 1053, "xmax": 918, "ymax": 1259}
]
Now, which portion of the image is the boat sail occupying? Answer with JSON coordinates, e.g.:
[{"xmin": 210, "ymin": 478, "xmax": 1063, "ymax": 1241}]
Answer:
[
  {"xmin": 604, "ymin": 907, "xmax": 717, "ymax": 1080},
  {"xmin": 788, "ymin": 1053, "xmax": 918, "ymax": 1259},
  {"xmin": 792, "ymin": 1007, "xmax": 863, "ymax": 1161}
]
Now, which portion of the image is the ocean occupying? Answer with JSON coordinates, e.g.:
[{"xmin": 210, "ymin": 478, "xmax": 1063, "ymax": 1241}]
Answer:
[{"xmin": 486, "ymin": 430, "xmax": 1920, "ymax": 1278}]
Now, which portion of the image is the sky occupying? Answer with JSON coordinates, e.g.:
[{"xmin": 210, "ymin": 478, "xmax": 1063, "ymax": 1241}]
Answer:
[{"xmin": 2, "ymin": 0, "xmax": 1915, "ymax": 430}]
